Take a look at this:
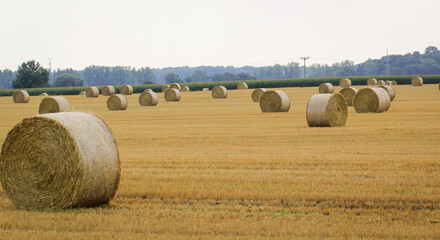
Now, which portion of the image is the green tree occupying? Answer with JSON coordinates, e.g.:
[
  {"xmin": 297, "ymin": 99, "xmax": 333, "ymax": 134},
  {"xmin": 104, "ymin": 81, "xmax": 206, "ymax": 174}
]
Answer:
[
  {"xmin": 191, "ymin": 69, "xmax": 208, "ymax": 82},
  {"xmin": 13, "ymin": 60, "xmax": 49, "ymax": 88},
  {"xmin": 164, "ymin": 72, "xmax": 184, "ymax": 83},
  {"xmin": 363, "ymin": 59, "xmax": 378, "ymax": 75},
  {"xmin": 53, "ymin": 74, "xmax": 84, "ymax": 87},
  {"xmin": 184, "ymin": 76, "xmax": 194, "ymax": 83}
]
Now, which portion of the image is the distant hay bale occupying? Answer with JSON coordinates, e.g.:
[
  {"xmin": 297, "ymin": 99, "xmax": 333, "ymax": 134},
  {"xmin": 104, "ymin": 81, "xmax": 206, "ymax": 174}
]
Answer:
[
  {"xmin": 164, "ymin": 88, "xmax": 181, "ymax": 101},
  {"xmin": 79, "ymin": 91, "xmax": 85, "ymax": 96},
  {"xmin": 107, "ymin": 94, "xmax": 128, "ymax": 111},
  {"xmin": 102, "ymin": 85, "xmax": 115, "ymax": 96},
  {"xmin": 39, "ymin": 97, "xmax": 71, "ymax": 114},
  {"xmin": 39, "ymin": 93, "xmax": 48, "ymax": 96},
  {"xmin": 211, "ymin": 86, "xmax": 228, "ymax": 98},
  {"xmin": 181, "ymin": 86, "xmax": 190, "ymax": 92},
  {"xmin": 162, "ymin": 85, "xmax": 170, "ymax": 92},
  {"xmin": 170, "ymin": 83, "xmax": 181, "ymax": 90},
  {"xmin": 237, "ymin": 82, "xmax": 248, "ymax": 89},
  {"xmin": 259, "ymin": 90, "xmax": 290, "ymax": 113},
  {"xmin": 139, "ymin": 91, "xmax": 158, "ymax": 106},
  {"xmin": 86, "ymin": 87, "xmax": 99, "ymax": 97},
  {"xmin": 13, "ymin": 90, "xmax": 30, "ymax": 103},
  {"xmin": 251, "ymin": 88, "xmax": 267, "ymax": 102},
  {"xmin": 306, "ymin": 93, "xmax": 348, "ymax": 127},
  {"xmin": 339, "ymin": 78, "xmax": 351, "ymax": 88},
  {"xmin": 202, "ymin": 88, "xmax": 209, "ymax": 91},
  {"xmin": 377, "ymin": 80, "xmax": 385, "ymax": 86},
  {"xmin": 339, "ymin": 87, "xmax": 358, "ymax": 106},
  {"xmin": 319, "ymin": 83, "xmax": 334, "ymax": 94},
  {"xmin": 411, "ymin": 77, "xmax": 423, "ymax": 86},
  {"xmin": 353, "ymin": 88, "xmax": 391, "ymax": 113},
  {"xmin": 144, "ymin": 89, "xmax": 154, "ymax": 93},
  {"xmin": 0, "ymin": 112, "xmax": 120, "ymax": 210},
  {"xmin": 367, "ymin": 78, "xmax": 377, "ymax": 85},
  {"xmin": 385, "ymin": 80, "xmax": 392, "ymax": 85},
  {"xmin": 120, "ymin": 85, "xmax": 133, "ymax": 95},
  {"xmin": 391, "ymin": 81, "xmax": 397, "ymax": 85},
  {"xmin": 379, "ymin": 85, "xmax": 396, "ymax": 101}
]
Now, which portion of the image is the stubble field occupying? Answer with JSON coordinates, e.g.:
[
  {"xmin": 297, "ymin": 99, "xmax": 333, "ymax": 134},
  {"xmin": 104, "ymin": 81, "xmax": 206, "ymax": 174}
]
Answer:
[{"xmin": 0, "ymin": 84, "xmax": 439, "ymax": 239}]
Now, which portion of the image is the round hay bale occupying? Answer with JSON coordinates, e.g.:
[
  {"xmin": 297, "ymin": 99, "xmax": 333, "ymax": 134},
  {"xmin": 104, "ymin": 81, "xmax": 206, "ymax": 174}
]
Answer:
[
  {"xmin": 164, "ymin": 88, "xmax": 181, "ymax": 102},
  {"xmin": 86, "ymin": 87, "xmax": 99, "ymax": 97},
  {"xmin": 102, "ymin": 85, "xmax": 115, "ymax": 96},
  {"xmin": 377, "ymin": 80, "xmax": 385, "ymax": 86},
  {"xmin": 107, "ymin": 94, "xmax": 128, "ymax": 111},
  {"xmin": 237, "ymin": 82, "xmax": 248, "ymax": 89},
  {"xmin": 144, "ymin": 89, "xmax": 154, "ymax": 93},
  {"xmin": 170, "ymin": 83, "xmax": 181, "ymax": 90},
  {"xmin": 202, "ymin": 88, "xmax": 209, "ymax": 91},
  {"xmin": 181, "ymin": 86, "xmax": 190, "ymax": 92},
  {"xmin": 0, "ymin": 112, "xmax": 120, "ymax": 210},
  {"xmin": 259, "ymin": 90, "xmax": 290, "ymax": 113},
  {"xmin": 339, "ymin": 87, "xmax": 358, "ymax": 106},
  {"xmin": 39, "ymin": 97, "xmax": 71, "ymax": 114},
  {"xmin": 162, "ymin": 85, "xmax": 170, "ymax": 92},
  {"xmin": 367, "ymin": 78, "xmax": 377, "ymax": 85},
  {"xmin": 411, "ymin": 77, "xmax": 423, "ymax": 86},
  {"xmin": 339, "ymin": 78, "xmax": 351, "ymax": 88},
  {"xmin": 139, "ymin": 91, "xmax": 158, "ymax": 106},
  {"xmin": 353, "ymin": 88, "xmax": 391, "ymax": 113},
  {"xmin": 306, "ymin": 93, "xmax": 348, "ymax": 127},
  {"xmin": 211, "ymin": 86, "xmax": 228, "ymax": 99},
  {"xmin": 120, "ymin": 85, "xmax": 133, "ymax": 95},
  {"xmin": 13, "ymin": 90, "xmax": 30, "ymax": 103},
  {"xmin": 385, "ymin": 80, "xmax": 392, "ymax": 85},
  {"xmin": 391, "ymin": 80, "xmax": 398, "ymax": 85},
  {"xmin": 79, "ymin": 91, "xmax": 85, "ymax": 96},
  {"xmin": 379, "ymin": 85, "xmax": 396, "ymax": 101},
  {"xmin": 251, "ymin": 88, "xmax": 267, "ymax": 102},
  {"xmin": 39, "ymin": 93, "xmax": 49, "ymax": 96},
  {"xmin": 319, "ymin": 83, "xmax": 334, "ymax": 94}
]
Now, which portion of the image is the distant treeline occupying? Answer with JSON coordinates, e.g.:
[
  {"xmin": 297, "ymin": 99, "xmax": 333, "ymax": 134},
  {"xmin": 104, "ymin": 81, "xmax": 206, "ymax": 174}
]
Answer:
[{"xmin": 1, "ymin": 46, "xmax": 439, "ymax": 89}]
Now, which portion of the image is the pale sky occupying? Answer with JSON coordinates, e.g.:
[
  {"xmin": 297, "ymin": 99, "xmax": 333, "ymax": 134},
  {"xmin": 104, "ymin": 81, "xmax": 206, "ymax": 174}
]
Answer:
[{"xmin": 0, "ymin": 0, "xmax": 439, "ymax": 70}]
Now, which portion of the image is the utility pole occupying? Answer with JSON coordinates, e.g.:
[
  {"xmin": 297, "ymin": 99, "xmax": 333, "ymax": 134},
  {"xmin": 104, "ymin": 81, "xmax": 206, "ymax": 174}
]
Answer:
[{"xmin": 300, "ymin": 57, "xmax": 310, "ymax": 78}]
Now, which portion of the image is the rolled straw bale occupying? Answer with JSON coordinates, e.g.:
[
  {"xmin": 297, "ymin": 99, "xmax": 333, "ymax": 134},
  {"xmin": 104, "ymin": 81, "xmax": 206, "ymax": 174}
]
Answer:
[
  {"xmin": 385, "ymin": 80, "xmax": 392, "ymax": 85},
  {"xmin": 259, "ymin": 90, "xmax": 290, "ymax": 113},
  {"xmin": 391, "ymin": 81, "xmax": 397, "ymax": 85},
  {"xmin": 13, "ymin": 90, "xmax": 30, "ymax": 103},
  {"xmin": 339, "ymin": 87, "xmax": 358, "ymax": 106},
  {"xmin": 181, "ymin": 86, "xmax": 190, "ymax": 92},
  {"xmin": 162, "ymin": 85, "xmax": 170, "ymax": 92},
  {"xmin": 86, "ymin": 87, "xmax": 99, "ymax": 97},
  {"xmin": 0, "ymin": 112, "xmax": 120, "ymax": 210},
  {"xmin": 306, "ymin": 93, "xmax": 348, "ymax": 127},
  {"xmin": 79, "ymin": 91, "xmax": 85, "ymax": 96},
  {"xmin": 211, "ymin": 86, "xmax": 228, "ymax": 98},
  {"xmin": 202, "ymin": 88, "xmax": 209, "ymax": 91},
  {"xmin": 120, "ymin": 85, "xmax": 133, "ymax": 95},
  {"xmin": 170, "ymin": 83, "xmax": 181, "ymax": 90},
  {"xmin": 411, "ymin": 77, "xmax": 423, "ymax": 86},
  {"xmin": 39, "ymin": 97, "xmax": 71, "ymax": 114},
  {"xmin": 251, "ymin": 88, "xmax": 267, "ymax": 102},
  {"xmin": 39, "ymin": 93, "xmax": 49, "ymax": 96},
  {"xmin": 144, "ymin": 89, "xmax": 154, "ymax": 93},
  {"xmin": 367, "ymin": 78, "xmax": 377, "ymax": 85},
  {"xmin": 319, "ymin": 83, "xmax": 334, "ymax": 94},
  {"xmin": 377, "ymin": 80, "xmax": 385, "ymax": 86},
  {"xmin": 139, "ymin": 91, "xmax": 158, "ymax": 106},
  {"xmin": 102, "ymin": 85, "xmax": 115, "ymax": 96},
  {"xmin": 237, "ymin": 82, "xmax": 248, "ymax": 89},
  {"xmin": 164, "ymin": 88, "xmax": 181, "ymax": 101},
  {"xmin": 107, "ymin": 94, "xmax": 128, "ymax": 111},
  {"xmin": 353, "ymin": 88, "xmax": 391, "ymax": 113},
  {"xmin": 339, "ymin": 78, "xmax": 351, "ymax": 88},
  {"xmin": 379, "ymin": 85, "xmax": 396, "ymax": 101}
]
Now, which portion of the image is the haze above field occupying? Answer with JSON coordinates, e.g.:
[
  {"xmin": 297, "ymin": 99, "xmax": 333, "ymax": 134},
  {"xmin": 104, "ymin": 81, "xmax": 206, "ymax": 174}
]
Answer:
[{"xmin": 1, "ymin": 0, "xmax": 439, "ymax": 70}]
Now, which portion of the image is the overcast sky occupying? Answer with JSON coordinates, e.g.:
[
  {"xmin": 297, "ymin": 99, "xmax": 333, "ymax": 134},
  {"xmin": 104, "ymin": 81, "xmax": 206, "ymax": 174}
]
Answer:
[{"xmin": 0, "ymin": 0, "xmax": 439, "ymax": 70}]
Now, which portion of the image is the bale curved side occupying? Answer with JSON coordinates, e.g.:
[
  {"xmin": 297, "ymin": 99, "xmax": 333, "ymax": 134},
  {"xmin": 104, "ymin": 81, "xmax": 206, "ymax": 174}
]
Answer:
[
  {"xmin": 102, "ymin": 86, "xmax": 115, "ymax": 96},
  {"xmin": 377, "ymin": 80, "xmax": 385, "ymax": 86},
  {"xmin": 259, "ymin": 90, "xmax": 290, "ymax": 113},
  {"xmin": 319, "ymin": 83, "xmax": 334, "ymax": 94},
  {"xmin": 170, "ymin": 83, "xmax": 181, "ymax": 90},
  {"xmin": 339, "ymin": 87, "xmax": 358, "ymax": 106},
  {"xmin": 353, "ymin": 88, "xmax": 390, "ymax": 113},
  {"xmin": 306, "ymin": 93, "xmax": 347, "ymax": 127},
  {"xmin": 39, "ymin": 97, "xmax": 71, "ymax": 114},
  {"xmin": 181, "ymin": 86, "xmax": 190, "ymax": 92},
  {"xmin": 237, "ymin": 82, "xmax": 248, "ymax": 89},
  {"xmin": 107, "ymin": 94, "xmax": 128, "ymax": 111},
  {"xmin": 367, "ymin": 78, "xmax": 377, "ymax": 85},
  {"xmin": 164, "ymin": 88, "xmax": 181, "ymax": 101},
  {"xmin": 212, "ymin": 86, "xmax": 228, "ymax": 98},
  {"xmin": 412, "ymin": 77, "xmax": 423, "ymax": 86},
  {"xmin": 379, "ymin": 85, "xmax": 396, "ymax": 101},
  {"xmin": 139, "ymin": 91, "xmax": 158, "ymax": 106},
  {"xmin": 251, "ymin": 88, "xmax": 267, "ymax": 102},
  {"xmin": 339, "ymin": 78, "xmax": 351, "ymax": 88},
  {"xmin": 86, "ymin": 87, "xmax": 99, "ymax": 97},
  {"xmin": 120, "ymin": 85, "xmax": 133, "ymax": 95},
  {"xmin": 13, "ymin": 90, "xmax": 30, "ymax": 103}
]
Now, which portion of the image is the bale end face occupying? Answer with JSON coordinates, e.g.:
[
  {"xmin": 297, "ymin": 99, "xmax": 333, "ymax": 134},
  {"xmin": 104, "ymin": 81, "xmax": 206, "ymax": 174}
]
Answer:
[
  {"xmin": 367, "ymin": 78, "xmax": 377, "ymax": 85},
  {"xmin": 251, "ymin": 88, "xmax": 267, "ymax": 102},
  {"xmin": 353, "ymin": 88, "xmax": 390, "ymax": 113},
  {"xmin": 120, "ymin": 85, "xmax": 133, "ymax": 95},
  {"xmin": 170, "ymin": 83, "xmax": 181, "ymax": 90},
  {"xmin": 319, "ymin": 83, "xmax": 334, "ymax": 94},
  {"xmin": 211, "ymin": 86, "xmax": 228, "ymax": 98},
  {"xmin": 411, "ymin": 77, "xmax": 423, "ymax": 86},
  {"xmin": 107, "ymin": 94, "xmax": 128, "ymax": 111},
  {"xmin": 39, "ymin": 96, "xmax": 71, "ymax": 114},
  {"xmin": 102, "ymin": 86, "xmax": 116, "ymax": 96},
  {"xmin": 237, "ymin": 82, "xmax": 248, "ymax": 89},
  {"xmin": 162, "ymin": 85, "xmax": 170, "ymax": 92},
  {"xmin": 339, "ymin": 78, "xmax": 352, "ymax": 88},
  {"xmin": 259, "ymin": 90, "xmax": 290, "ymax": 113},
  {"xmin": 139, "ymin": 91, "xmax": 158, "ymax": 106},
  {"xmin": 86, "ymin": 87, "xmax": 99, "ymax": 97},
  {"xmin": 13, "ymin": 91, "xmax": 30, "ymax": 103},
  {"xmin": 339, "ymin": 87, "xmax": 358, "ymax": 106},
  {"xmin": 164, "ymin": 88, "xmax": 181, "ymax": 101},
  {"xmin": 181, "ymin": 86, "xmax": 190, "ymax": 92}
]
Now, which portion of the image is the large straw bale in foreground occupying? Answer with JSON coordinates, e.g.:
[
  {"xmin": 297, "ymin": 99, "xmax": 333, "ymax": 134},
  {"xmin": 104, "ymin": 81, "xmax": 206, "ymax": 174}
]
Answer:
[
  {"xmin": 367, "ymin": 78, "xmax": 377, "ymax": 85},
  {"xmin": 39, "ymin": 97, "xmax": 71, "ymax": 114},
  {"xmin": 339, "ymin": 87, "xmax": 358, "ymax": 106},
  {"xmin": 170, "ymin": 83, "xmax": 181, "ymax": 90},
  {"xmin": 13, "ymin": 90, "xmax": 30, "ymax": 103},
  {"xmin": 259, "ymin": 90, "xmax": 290, "ymax": 113},
  {"xmin": 353, "ymin": 88, "xmax": 391, "ymax": 113},
  {"xmin": 102, "ymin": 85, "xmax": 115, "ymax": 96},
  {"xmin": 377, "ymin": 80, "xmax": 385, "ymax": 86},
  {"xmin": 162, "ymin": 85, "xmax": 170, "ymax": 92},
  {"xmin": 120, "ymin": 85, "xmax": 133, "ymax": 95},
  {"xmin": 339, "ymin": 78, "xmax": 351, "ymax": 88},
  {"xmin": 319, "ymin": 83, "xmax": 334, "ymax": 94},
  {"xmin": 251, "ymin": 88, "xmax": 267, "ymax": 102},
  {"xmin": 379, "ymin": 85, "xmax": 396, "ymax": 101},
  {"xmin": 412, "ymin": 77, "xmax": 423, "ymax": 86},
  {"xmin": 107, "ymin": 94, "xmax": 128, "ymax": 111},
  {"xmin": 211, "ymin": 86, "xmax": 228, "ymax": 98},
  {"xmin": 237, "ymin": 82, "xmax": 248, "ymax": 89},
  {"xmin": 0, "ymin": 112, "xmax": 120, "ymax": 210},
  {"xmin": 306, "ymin": 93, "xmax": 347, "ymax": 127},
  {"xmin": 164, "ymin": 88, "xmax": 181, "ymax": 101},
  {"xmin": 86, "ymin": 87, "xmax": 99, "ymax": 97},
  {"xmin": 181, "ymin": 86, "xmax": 190, "ymax": 92},
  {"xmin": 139, "ymin": 91, "xmax": 158, "ymax": 106}
]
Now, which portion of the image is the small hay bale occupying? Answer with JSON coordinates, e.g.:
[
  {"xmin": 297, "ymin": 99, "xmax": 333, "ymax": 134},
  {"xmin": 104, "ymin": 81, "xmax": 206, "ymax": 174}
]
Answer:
[
  {"xmin": 259, "ymin": 90, "xmax": 290, "ymax": 113},
  {"xmin": 339, "ymin": 78, "xmax": 351, "ymax": 88},
  {"xmin": 79, "ymin": 91, "xmax": 85, "ymax": 95},
  {"xmin": 353, "ymin": 88, "xmax": 391, "ymax": 113},
  {"xmin": 102, "ymin": 85, "xmax": 115, "ymax": 96},
  {"xmin": 379, "ymin": 85, "xmax": 396, "ymax": 101},
  {"xmin": 13, "ymin": 90, "xmax": 30, "ymax": 103},
  {"xmin": 411, "ymin": 77, "xmax": 423, "ymax": 86},
  {"xmin": 181, "ymin": 86, "xmax": 190, "ymax": 92},
  {"xmin": 0, "ymin": 112, "xmax": 120, "ymax": 210},
  {"xmin": 144, "ymin": 89, "xmax": 154, "ymax": 93},
  {"xmin": 202, "ymin": 88, "xmax": 209, "ymax": 91},
  {"xmin": 39, "ymin": 93, "xmax": 49, "ymax": 96},
  {"xmin": 162, "ymin": 85, "xmax": 170, "ymax": 92},
  {"xmin": 319, "ymin": 83, "xmax": 334, "ymax": 94},
  {"xmin": 86, "ymin": 87, "xmax": 99, "ymax": 97},
  {"xmin": 164, "ymin": 88, "xmax": 181, "ymax": 102},
  {"xmin": 211, "ymin": 86, "xmax": 228, "ymax": 98},
  {"xmin": 237, "ymin": 82, "xmax": 248, "ymax": 89},
  {"xmin": 170, "ymin": 83, "xmax": 181, "ymax": 90},
  {"xmin": 385, "ymin": 80, "xmax": 392, "ymax": 85},
  {"xmin": 339, "ymin": 87, "xmax": 358, "ymax": 106},
  {"xmin": 39, "ymin": 97, "xmax": 71, "ymax": 114},
  {"xmin": 377, "ymin": 80, "xmax": 385, "ymax": 86},
  {"xmin": 251, "ymin": 88, "xmax": 267, "ymax": 102},
  {"xmin": 107, "ymin": 94, "xmax": 128, "ymax": 111},
  {"xmin": 306, "ymin": 93, "xmax": 348, "ymax": 127},
  {"xmin": 139, "ymin": 91, "xmax": 158, "ymax": 106},
  {"xmin": 367, "ymin": 78, "xmax": 377, "ymax": 85},
  {"xmin": 391, "ymin": 81, "xmax": 397, "ymax": 85},
  {"xmin": 120, "ymin": 85, "xmax": 133, "ymax": 95}
]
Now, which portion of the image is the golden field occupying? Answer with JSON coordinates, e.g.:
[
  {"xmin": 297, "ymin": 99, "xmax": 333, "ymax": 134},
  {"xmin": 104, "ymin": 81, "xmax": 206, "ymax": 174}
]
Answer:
[{"xmin": 0, "ymin": 84, "xmax": 439, "ymax": 239}]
